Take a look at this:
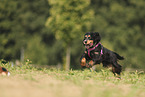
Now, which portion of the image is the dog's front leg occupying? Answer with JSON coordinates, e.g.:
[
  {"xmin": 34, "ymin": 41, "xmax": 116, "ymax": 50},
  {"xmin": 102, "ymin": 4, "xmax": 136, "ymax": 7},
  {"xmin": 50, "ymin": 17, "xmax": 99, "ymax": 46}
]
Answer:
[
  {"xmin": 86, "ymin": 60, "xmax": 94, "ymax": 68},
  {"xmin": 80, "ymin": 57, "xmax": 86, "ymax": 67}
]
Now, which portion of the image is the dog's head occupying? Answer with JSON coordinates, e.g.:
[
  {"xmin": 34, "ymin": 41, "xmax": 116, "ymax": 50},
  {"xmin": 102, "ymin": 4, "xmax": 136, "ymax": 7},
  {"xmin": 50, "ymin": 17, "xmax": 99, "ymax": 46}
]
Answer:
[{"xmin": 83, "ymin": 32, "xmax": 101, "ymax": 49}]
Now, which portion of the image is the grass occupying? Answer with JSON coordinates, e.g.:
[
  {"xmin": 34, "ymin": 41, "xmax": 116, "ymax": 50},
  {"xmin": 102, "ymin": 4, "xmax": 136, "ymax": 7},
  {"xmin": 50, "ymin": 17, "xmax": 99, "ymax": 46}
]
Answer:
[{"xmin": 0, "ymin": 60, "xmax": 145, "ymax": 97}]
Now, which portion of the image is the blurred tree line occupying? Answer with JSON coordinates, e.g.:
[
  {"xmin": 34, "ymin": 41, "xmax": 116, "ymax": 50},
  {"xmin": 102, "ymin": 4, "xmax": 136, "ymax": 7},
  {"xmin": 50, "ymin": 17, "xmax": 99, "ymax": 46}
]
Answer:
[{"xmin": 0, "ymin": 0, "xmax": 145, "ymax": 70}]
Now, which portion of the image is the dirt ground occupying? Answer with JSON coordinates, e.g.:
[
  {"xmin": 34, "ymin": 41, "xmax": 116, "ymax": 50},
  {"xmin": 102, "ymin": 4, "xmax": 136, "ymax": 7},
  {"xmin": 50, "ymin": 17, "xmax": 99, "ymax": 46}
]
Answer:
[
  {"xmin": 0, "ymin": 72, "xmax": 145, "ymax": 97},
  {"xmin": 0, "ymin": 74, "xmax": 82, "ymax": 97}
]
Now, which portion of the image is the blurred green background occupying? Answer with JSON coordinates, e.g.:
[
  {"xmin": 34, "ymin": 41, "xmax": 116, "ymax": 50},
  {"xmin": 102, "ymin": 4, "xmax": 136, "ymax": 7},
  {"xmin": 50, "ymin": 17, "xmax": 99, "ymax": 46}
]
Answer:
[{"xmin": 0, "ymin": 0, "xmax": 145, "ymax": 70}]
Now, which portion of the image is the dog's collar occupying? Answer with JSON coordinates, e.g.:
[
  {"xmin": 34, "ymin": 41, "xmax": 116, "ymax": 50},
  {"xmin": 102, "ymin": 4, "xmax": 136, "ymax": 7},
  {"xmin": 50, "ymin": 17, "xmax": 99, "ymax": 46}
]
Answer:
[{"xmin": 87, "ymin": 42, "xmax": 103, "ymax": 58}]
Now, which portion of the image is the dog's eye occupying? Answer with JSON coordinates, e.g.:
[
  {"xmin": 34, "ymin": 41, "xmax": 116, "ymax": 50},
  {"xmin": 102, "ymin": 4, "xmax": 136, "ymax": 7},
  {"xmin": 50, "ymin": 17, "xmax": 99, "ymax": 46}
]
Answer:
[{"xmin": 85, "ymin": 35, "xmax": 87, "ymax": 38}]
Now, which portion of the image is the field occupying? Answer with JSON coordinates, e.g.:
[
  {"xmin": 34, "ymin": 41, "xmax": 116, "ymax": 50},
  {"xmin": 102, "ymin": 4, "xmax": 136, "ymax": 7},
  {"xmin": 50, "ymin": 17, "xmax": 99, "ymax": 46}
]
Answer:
[{"xmin": 0, "ymin": 61, "xmax": 145, "ymax": 97}]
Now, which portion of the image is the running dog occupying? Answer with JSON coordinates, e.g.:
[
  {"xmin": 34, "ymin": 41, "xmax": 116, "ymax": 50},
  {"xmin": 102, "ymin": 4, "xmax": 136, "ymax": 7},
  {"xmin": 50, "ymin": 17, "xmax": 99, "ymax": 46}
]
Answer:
[{"xmin": 80, "ymin": 32, "xmax": 124, "ymax": 76}]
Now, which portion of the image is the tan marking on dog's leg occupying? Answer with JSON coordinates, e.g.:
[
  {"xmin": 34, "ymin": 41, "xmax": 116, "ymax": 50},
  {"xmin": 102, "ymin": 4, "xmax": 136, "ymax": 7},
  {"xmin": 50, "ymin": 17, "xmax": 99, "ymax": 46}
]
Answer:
[
  {"xmin": 86, "ymin": 60, "xmax": 94, "ymax": 68},
  {"xmin": 89, "ymin": 60, "xmax": 94, "ymax": 66},
  {"xmin": 80, "ymin": 58, "xmax": 86, "ymax": 67}
]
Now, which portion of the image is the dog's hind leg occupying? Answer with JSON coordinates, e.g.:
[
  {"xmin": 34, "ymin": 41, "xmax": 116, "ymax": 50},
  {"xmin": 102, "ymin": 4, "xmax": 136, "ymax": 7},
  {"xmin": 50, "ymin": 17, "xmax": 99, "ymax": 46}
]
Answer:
[{"xmin": 112, "ymin": 62, "xmax": 122, "ymax": 78}]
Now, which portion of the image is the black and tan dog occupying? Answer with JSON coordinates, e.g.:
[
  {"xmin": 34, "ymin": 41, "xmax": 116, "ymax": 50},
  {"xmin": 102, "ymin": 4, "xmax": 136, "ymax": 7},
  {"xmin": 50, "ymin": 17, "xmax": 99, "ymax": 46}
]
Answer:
[
  {"xmin": 80, "ymin": 32, "xmax": 124, "ymax": 76},
  {"xmin": 0, "ymin": 66, "xmax": 10, "ymax": 76}
]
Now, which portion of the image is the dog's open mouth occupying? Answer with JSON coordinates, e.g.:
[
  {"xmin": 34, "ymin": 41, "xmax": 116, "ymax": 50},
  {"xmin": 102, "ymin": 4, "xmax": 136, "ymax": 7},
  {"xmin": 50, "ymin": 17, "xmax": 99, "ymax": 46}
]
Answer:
[
  {"xmin": 85, "ymin": 44, "xmax": 90, "ymax": 49},
  {"xmin": 85, "ymin": 43, "xmax": 93, "ymax": 49}
]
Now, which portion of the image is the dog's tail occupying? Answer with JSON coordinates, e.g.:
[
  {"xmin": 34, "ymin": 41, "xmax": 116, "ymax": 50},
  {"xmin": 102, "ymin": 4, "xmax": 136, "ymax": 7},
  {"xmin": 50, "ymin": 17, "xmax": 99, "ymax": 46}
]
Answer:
[{"xmin": 113, "ymin": 52, "xmax": 124, "ymax": 60}]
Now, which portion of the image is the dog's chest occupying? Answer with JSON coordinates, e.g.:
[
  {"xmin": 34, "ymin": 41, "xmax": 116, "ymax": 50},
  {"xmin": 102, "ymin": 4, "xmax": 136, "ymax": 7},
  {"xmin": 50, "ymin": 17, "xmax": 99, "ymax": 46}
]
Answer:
[{"xmin": 86, "ymin": 49, "xmax": 100, "ymax": 59}]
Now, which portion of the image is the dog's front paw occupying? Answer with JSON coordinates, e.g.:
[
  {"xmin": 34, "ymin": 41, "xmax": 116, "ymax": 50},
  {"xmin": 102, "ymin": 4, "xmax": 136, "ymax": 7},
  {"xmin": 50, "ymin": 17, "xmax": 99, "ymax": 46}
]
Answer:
[
  {"xmin": 86, "ymin": 60, "xmax": 94, "ymax": 68},
  {"xmin": 88, "ymin": 60, "xmax": 94, "ymax": 67},
  {"xmin": 86, "ymin": 63, "xmax": 90, "ymax": 68}
]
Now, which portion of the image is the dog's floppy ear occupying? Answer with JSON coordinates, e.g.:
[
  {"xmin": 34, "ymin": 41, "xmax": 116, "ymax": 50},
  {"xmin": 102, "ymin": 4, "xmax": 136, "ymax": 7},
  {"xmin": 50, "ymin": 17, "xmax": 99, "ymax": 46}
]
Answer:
[{"xmin": 93, "ymin": 32, "xmax": 101, "ymax": 43}]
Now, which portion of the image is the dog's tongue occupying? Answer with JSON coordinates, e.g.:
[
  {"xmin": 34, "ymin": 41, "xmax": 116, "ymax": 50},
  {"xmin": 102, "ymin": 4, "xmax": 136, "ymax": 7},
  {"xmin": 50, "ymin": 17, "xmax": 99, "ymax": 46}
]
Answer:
[{"xmin": 85, "ymin": 45, "xmax": 90, "ymax": 49}]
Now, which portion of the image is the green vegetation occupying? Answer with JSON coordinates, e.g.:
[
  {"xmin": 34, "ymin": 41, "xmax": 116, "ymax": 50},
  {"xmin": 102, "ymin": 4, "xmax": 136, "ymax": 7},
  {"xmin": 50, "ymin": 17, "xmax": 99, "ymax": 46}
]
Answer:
[
  {"xmin": 0, "ymin": 0, "xmax": 145, "ymax": 70},
  {"xmin": 1, "ymin": 1, "xmax": 145, "ymax": 96},
  {"xmin": 0, "ymin": 61, "xmax": 145, "ymax": 97},
  {"xmin": 46, "ymin": 0, "xmax": 94, "ymax": 70}
]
